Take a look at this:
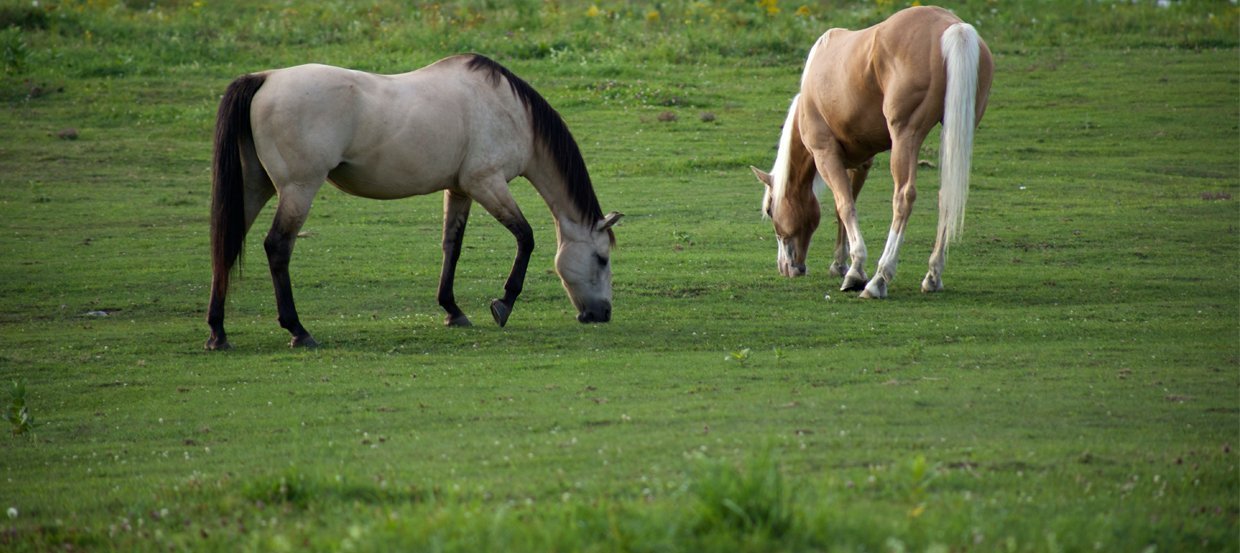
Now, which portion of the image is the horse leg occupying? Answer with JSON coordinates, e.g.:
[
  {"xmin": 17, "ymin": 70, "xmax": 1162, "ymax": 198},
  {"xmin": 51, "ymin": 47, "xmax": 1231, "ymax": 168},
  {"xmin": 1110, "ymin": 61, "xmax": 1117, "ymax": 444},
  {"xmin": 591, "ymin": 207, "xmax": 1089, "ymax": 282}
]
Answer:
[
  {"xmin": 468, "ymin": 178, "xmax": 534, "ymax": 328},
  {"xmin": 829, "ymin": 160, "xmax": 872, "ymax": 278},
  {"xmin": 828, "ymin": 211, "xmax": 849, "ymax": 278},
  {"xmin": 438, "ymin": 189, "xmax": 474, "ymax": 327},
  {"xmin": 923, "ymin": 232, "xmax": 948, "ymax": 292},
  {"xmin": 861, "ymin": 134, "xmax": 921, "ymax": 299},
  {"xmin": 206, "ymin": 140, "xmax": 275, "ymax": 350},
  {"xmin": 264, "ymin": 186, "xmax": 320, "ymax": 347},
  {"xmin": 813, "ymin": 153, "xmax": 868, "ymax": 291}
]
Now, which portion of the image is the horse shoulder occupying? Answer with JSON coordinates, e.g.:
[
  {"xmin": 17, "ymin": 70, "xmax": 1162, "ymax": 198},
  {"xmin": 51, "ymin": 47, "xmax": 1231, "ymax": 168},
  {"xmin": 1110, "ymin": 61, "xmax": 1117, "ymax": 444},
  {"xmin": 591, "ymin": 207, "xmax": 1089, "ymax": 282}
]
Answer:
[{"xmin": 430, "ymin": 68, "xmax": 532, "ymax": 186}]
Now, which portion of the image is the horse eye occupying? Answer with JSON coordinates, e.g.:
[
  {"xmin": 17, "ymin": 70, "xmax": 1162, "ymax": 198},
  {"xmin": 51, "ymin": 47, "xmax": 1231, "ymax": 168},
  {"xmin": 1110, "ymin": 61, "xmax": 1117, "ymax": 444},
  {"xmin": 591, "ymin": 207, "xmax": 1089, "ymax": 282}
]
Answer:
[{"xmin": 596, "ymin": 255, "xmax": 609, "ymax": 267}]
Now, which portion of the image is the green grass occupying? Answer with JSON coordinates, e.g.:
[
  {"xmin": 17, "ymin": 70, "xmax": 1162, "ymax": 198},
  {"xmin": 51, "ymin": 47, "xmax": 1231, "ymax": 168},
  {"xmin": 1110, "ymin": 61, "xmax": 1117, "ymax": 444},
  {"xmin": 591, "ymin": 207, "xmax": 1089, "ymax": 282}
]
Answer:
[{"xmin": 1, "ymin": 0, "xmax": 1238, "ymax": 550}]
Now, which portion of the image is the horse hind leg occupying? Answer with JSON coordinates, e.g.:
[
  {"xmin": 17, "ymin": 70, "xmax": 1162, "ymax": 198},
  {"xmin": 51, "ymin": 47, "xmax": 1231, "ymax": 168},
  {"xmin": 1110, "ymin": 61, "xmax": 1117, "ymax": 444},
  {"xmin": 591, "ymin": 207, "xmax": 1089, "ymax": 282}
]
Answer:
[
  {"xmin": 437, "ymin": 189, "xmax": 474, "ymax": 327},
  {"xmin": 922, "ymin": 227, "xmax": 947, "ymax": 293},
  {"xmin": 264, "ymin": 185, "xmax": 321, "ymax": 347},
  {"xmin": 205, "ymin": 141, "xmax": 276, "ymax": 350},
  {"xmin": 861, "ymin": 133, "xmax": 920, "ymax": 299}
]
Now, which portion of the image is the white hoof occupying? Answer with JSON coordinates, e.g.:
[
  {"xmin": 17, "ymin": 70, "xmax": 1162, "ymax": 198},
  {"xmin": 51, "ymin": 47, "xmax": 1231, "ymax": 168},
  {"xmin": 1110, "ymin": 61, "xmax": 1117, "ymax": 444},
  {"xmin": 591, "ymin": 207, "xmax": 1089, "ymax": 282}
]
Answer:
[
  {"xmin": 841, "ymin": 268, "xmax": 868, "ymax": 292},
  {"xmin": 860, "ymin": 277, "xmax": 887, "ymax": 299},
  {"xmin": 921, "ymin": 272, "xmax": 943, "ymax": 293}
]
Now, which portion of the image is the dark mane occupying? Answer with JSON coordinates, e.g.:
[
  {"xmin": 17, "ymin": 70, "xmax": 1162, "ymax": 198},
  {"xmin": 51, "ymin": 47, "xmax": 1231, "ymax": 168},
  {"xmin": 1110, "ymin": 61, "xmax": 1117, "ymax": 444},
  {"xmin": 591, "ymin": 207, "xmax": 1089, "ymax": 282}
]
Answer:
[{"xmin": 466, "ymin": 54, "xmax": 604, "ymax": 223}]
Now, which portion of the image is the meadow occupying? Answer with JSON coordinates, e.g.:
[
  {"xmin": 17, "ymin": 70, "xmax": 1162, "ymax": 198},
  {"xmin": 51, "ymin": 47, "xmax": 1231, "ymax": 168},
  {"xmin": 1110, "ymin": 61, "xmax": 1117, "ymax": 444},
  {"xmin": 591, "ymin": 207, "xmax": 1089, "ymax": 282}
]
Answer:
[{"xmin": 1, "ymin": 0, "xmax": 1237, "ymax": 550}]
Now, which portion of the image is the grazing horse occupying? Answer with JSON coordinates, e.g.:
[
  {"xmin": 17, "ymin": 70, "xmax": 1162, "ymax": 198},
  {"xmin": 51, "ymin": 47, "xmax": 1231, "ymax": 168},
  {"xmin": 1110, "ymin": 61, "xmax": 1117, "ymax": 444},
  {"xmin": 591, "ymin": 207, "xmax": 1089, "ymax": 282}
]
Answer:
[
  {"xmin": 752, "ymin": 6, "xmax": 993, "ymax": 298},
  {"xmin": 206, "ymin": 54, "xmax": 622, "ymax": 350}
]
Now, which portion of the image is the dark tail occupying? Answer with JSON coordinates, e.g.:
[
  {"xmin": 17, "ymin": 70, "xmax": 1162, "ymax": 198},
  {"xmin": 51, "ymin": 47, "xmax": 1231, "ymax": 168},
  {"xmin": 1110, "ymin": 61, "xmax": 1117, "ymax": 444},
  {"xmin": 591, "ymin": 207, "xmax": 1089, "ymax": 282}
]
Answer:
[{"xmin": 210, "ymin": 73, "xmax": 266, "ymax": 294}]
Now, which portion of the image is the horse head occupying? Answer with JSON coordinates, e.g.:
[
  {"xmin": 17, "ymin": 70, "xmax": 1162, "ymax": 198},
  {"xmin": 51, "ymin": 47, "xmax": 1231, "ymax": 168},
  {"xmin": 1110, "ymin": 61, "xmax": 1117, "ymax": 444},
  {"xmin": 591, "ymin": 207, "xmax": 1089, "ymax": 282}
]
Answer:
[
  {"xmin": 555, "ymin": 211, "xmax": 623, "ymax": 323},
  {"xmin": 753, "ymin": 167, "xmax": 820, "ymax": 277}
]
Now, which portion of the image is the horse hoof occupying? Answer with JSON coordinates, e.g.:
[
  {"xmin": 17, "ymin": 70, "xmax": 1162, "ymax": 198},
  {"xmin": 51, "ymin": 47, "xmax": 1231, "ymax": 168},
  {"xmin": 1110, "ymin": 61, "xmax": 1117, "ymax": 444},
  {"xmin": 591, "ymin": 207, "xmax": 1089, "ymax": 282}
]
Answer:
[
  {"xmin": 921, "ymin": 273, "xmax": 943, "ymax": 293},
  {"xmin": 840, "ymin": 270, "xmax": 868, "ymax": 292},
  {"xmin": 860, "ymin": 278, "xmax": 887, "ymax": 299},
  {"xmin": 828, "ymin": 263, "xmax": 850, "ymax": 278},
  {"xmin": 290, "ymin": 334, "xmax": 319, "ymax": 348},
  {"xmin": 445, "ymin": 314, "xmax": 473, "ymax": 327},
  {"xmin": 490, "ymin": 299, "xmax": 511, "ymax": 328},
  {"xmin": 204, "ymin": 338, "xmax": 232, "ymax": 351}
]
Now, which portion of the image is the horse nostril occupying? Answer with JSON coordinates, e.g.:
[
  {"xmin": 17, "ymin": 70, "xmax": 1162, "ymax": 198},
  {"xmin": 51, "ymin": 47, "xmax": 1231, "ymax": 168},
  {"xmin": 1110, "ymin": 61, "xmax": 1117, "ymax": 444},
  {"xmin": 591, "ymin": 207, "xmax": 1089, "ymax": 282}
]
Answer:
[{"xmin": 576, "ymin": 304, "xmax": 611, "ymax": 324}]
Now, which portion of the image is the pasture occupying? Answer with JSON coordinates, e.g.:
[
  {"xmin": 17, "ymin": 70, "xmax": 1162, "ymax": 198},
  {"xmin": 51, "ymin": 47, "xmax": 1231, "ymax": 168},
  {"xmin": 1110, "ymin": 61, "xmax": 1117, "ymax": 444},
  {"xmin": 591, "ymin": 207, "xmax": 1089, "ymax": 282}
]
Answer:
[{"xmin": 1, "ymin": 0, "xmax": 1237, "ymax": 550}]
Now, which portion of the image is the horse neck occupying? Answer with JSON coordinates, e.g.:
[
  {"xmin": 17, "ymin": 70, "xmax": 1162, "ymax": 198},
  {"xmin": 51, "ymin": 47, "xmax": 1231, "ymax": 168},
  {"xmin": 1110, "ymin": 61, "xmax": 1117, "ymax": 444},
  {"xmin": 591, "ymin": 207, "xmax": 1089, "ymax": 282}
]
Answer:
[
  {"xmin": 770, "ymin": 96, "xmax": 816, "ymax": 204},
  {"xmin": 773, "ymin": 112, "xmax": 819, "ymax": 205},
  {"xmin": 785, "ymin": 140, "xmax": 819, "ymax": 202},
  {"xmin": 524, "ymin": 148, "xmax": 598, "ymax": 242}
]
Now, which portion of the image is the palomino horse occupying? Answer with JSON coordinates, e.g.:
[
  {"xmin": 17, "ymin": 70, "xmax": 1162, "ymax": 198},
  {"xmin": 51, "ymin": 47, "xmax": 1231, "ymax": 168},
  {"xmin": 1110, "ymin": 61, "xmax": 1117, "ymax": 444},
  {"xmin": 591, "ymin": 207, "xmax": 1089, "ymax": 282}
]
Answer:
[
  {"xmin": 206, "ymin": 54, "xmax": 622, "ymax": 350},
  {"xmin": 752, "ymin": 6, "xmax": 993, "ymax": 298}
]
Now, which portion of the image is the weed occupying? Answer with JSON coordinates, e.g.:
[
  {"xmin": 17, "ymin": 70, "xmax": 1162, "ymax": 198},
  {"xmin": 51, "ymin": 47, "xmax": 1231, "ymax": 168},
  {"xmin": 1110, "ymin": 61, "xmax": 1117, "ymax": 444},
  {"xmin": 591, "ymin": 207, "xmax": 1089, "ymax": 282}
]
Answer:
[
  {"xmin": 692, "ymin": 449, "xmax": 794, "ymax": 538},
  {"xmin": 672, "ymin": 229, "xmax": 695, "ymax": 246},
  {"xmin": 905, "ymin": 339, "xmax": 925, "ymax": 364},
  {"xmin": 725, "ymin": 348, "xmax": 752, "ymax": 366},
  {"xmin": 7, "ymin": 380, "xmax": 34, "ymax": 438},
  {"xmin": 242, "ymin": 468, "xmax": 315, "ymax": 507},
  {"xmin": 1, "ymin": 26, "xmax": 27, "ymax": 75}
]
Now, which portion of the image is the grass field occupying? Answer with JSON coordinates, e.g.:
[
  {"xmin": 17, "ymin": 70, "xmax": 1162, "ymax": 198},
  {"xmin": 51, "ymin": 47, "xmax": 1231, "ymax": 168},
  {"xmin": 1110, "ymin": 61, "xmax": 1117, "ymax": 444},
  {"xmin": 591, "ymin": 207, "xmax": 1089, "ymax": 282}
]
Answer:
[{"xmin": 1, "ymin": 0, "xmax": 1238, "ymax": 551}]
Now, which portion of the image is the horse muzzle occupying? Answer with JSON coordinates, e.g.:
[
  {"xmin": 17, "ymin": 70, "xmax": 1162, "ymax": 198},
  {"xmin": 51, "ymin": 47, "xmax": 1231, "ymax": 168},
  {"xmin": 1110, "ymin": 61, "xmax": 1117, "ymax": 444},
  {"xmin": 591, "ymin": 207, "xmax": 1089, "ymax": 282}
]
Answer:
[
  {"xmin": 577, "ymin": 301, "xmax": 612, "ymax": 324},
  {"xmin": 778, "ymin": 261, "xmax": 808, "ymax": 277},
  {"xmin": 776, "ymin": 238, "xmax": 808, "ymax": 277}
]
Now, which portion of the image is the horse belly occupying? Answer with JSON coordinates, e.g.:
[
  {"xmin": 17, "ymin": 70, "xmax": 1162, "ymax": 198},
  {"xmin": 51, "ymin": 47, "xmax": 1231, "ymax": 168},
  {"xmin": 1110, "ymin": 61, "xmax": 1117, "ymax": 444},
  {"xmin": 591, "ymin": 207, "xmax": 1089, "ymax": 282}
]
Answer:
[
  {"xmin": 328, "ymin": 116, "xmax": 472, "ymax": 200},
  {"xmin": 326, "ymin": 157, "xmax": 453, "ymax": 200}
]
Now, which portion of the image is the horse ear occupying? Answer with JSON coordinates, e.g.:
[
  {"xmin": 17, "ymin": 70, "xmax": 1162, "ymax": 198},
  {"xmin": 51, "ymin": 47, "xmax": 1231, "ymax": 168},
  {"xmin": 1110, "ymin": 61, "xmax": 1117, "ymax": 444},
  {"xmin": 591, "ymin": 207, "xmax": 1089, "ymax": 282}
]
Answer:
[
  {"xmin": 597, "ymin": 211, "xmax": 623, "ymax": 232},
  {"xmin": 750, "ymin": 166, "xmax": 773, "ymax": 188}
]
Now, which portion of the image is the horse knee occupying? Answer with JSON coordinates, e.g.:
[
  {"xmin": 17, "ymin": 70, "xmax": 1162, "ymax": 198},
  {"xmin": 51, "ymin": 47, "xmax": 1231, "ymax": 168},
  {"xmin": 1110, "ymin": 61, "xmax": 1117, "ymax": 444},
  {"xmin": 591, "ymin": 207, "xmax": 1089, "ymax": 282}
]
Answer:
[
  {"xmin": 512, "ymin": 222, "xmax": 535, "ymax": 254},
  {"xmin": 263, "ymin": 231, "xmax": 294, "ymax": 266},
  {"xmin": 894, "ymin": 185, "xmax": 917, "ymax": 216}
]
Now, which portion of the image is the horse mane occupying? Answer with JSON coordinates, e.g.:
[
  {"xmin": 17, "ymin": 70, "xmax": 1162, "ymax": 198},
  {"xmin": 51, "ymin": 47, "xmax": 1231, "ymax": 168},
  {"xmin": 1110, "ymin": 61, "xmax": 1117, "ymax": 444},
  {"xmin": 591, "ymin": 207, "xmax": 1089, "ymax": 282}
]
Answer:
[
  {"xmin": 465, "ymin": 54, "xmax": 604, "ymax": 224},
  {"xmin": 765, "ymin": 94, "xmax": 801, "ymax": 217}
]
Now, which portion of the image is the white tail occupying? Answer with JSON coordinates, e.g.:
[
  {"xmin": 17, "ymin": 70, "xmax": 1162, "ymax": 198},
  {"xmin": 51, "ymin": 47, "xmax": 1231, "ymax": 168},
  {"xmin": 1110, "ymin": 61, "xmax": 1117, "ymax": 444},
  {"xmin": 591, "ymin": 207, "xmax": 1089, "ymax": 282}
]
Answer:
[{"xmin": 938, "ymin": 22, "xmax": 980, "ymax": 246}]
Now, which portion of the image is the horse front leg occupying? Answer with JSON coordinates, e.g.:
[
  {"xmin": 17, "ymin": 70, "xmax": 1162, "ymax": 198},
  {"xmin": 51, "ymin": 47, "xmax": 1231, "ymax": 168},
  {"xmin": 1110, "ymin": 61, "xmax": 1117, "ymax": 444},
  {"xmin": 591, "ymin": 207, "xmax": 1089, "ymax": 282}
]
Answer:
[
  {"xmin": 490, "ymin": 216, "xmax": 534, "ymax": 328},
  {"xmin": 813, "ymin": 153, "xmax": 868, "ymax": 291},
  {"xmin": 265, "ymin": 191, "xmax": 318, "ymax": 347},
  {"xmin": 829, "ymin": 160, "xmax": 872, "ymax": 278},
  {"xmin": 467, "ymin": 179, "xmax": 534, "ymax": 328},
  {"xmin": 438, "ymin": 190, "xmax": 474, "ymax": 327}
]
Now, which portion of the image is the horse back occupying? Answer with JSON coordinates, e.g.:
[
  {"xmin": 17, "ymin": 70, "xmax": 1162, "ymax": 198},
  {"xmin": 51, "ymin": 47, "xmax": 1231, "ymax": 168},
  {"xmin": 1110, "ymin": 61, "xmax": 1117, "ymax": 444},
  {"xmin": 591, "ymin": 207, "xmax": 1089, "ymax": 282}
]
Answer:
[
  {"xmin": 248, "ymin": 59, "xmax": 534, "ymax": 199},
  {"xmin": 800, "ymin": 6, "xmax": 989, "ymax": 163}
]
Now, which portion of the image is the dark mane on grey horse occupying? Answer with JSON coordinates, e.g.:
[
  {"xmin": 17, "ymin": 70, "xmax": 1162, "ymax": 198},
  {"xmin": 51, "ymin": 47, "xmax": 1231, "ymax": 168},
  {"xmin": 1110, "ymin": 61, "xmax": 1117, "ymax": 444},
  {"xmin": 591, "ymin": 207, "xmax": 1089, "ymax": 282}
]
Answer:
[{"xmin": 465, "ymin": 54, "xmax": 605, "ymax": 226}]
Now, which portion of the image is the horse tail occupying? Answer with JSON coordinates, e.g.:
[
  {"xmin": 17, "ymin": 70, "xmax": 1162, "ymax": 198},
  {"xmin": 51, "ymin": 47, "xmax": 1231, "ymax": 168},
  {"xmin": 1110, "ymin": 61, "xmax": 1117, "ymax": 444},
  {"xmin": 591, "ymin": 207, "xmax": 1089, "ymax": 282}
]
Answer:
[
  {"xmin": 938, "ymin": 22, "xmax": 981, "ymax": 246},
  {"xmin": 210, "ymin": 73, "xmax": 267, "ymax": 294}
]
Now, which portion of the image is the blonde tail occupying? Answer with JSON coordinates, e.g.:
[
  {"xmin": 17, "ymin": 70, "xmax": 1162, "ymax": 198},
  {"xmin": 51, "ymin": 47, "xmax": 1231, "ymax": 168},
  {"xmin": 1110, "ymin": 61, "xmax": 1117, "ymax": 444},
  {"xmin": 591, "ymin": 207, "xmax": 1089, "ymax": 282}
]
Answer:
[{"xmin": 938, "ymin": 22, "xmax": 980, "ymax": 246}]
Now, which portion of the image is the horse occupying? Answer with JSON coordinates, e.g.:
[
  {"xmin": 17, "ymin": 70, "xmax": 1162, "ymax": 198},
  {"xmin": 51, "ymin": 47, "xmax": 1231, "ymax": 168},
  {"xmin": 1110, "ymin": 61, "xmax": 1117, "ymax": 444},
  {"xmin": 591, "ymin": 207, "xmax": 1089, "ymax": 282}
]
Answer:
[
  {"xmin": 751, "ymin": 6, "xmax": 993, "ymax": 298},
  {"xmin": 206, "ymin": 54, "xmax": 622, "ymax": 350}
]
